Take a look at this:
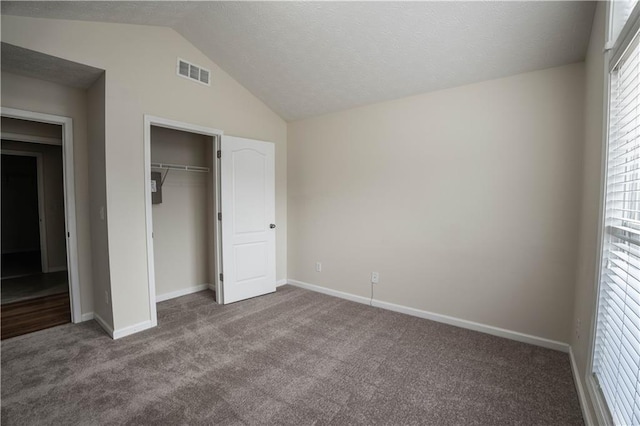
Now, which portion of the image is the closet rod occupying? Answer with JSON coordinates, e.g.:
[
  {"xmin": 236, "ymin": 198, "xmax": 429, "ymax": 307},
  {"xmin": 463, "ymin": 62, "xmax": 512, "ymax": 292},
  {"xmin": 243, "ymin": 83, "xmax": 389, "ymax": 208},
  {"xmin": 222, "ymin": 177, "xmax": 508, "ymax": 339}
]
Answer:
[{"xmin": 151, "ymin": 162, "xmax": 210, "ymax": 173}]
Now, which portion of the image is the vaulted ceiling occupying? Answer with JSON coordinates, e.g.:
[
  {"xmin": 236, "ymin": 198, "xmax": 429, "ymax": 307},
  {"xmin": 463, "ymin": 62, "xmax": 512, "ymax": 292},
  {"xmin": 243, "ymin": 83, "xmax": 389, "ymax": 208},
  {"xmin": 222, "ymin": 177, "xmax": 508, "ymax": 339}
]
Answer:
[{"xmin": 1, "ymin": 1, "xmax": 596, "ymax": 121}]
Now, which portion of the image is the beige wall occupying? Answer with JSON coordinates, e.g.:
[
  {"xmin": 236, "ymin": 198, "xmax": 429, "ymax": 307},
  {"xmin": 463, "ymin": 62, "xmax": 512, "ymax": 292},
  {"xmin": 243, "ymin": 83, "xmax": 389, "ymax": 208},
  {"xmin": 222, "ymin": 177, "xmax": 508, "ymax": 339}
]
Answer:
[
  {"xmin": 288, "ymin": 63, "xmax": 585, "ymax": 343},
  {"xmin": 87, "ymin": 73, "xmax": 113, "ymax": 326},
  {"xmin": 1, "ymin": 138, "xmax": 67, "ymax": 270},
  {"xmin": 151, "ymin": 126, "xmax": 213, "ymax": 297},
  {"xmin": 2, "ymin": 116, "xmax": 62, "ymax": 140},
  {"xmin": 571, "ymin": 2, "xmax": 607, "ymax": 422},
  {"xmin": 1, "ymin": 72, "xmax": 94, "ymax": 316},
  {"xmin": 2, "ymin": 16, "xmax": 287, "ymax": 331}
]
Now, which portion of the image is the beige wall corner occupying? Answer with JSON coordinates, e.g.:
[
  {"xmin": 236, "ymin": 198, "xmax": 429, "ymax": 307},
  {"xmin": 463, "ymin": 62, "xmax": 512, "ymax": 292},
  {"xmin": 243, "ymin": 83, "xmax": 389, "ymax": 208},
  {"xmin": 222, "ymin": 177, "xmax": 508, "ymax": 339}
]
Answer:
[
  {"xmin": 288, "ymin": 62, "xmax": 585, "ymax": 344},
  {"xmin": 87, "ymin": 73, "xmax": 114, "ymax": 328}
]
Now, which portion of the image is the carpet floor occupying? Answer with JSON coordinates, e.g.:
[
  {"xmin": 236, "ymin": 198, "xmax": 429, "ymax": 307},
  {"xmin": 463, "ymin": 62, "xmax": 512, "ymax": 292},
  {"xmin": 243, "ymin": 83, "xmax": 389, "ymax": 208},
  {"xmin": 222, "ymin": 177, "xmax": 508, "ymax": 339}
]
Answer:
[{"xmin": 1, "ymin": 285, "xmax": 583, "ymax": 425}]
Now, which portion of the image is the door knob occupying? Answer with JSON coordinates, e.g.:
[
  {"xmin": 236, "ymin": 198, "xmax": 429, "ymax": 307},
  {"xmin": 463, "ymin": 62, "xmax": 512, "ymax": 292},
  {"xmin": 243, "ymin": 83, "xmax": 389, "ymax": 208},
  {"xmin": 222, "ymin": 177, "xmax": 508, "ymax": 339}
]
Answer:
[{"xmin": 270, "ymin": 224, "xmax": 276, "ymax": 229}]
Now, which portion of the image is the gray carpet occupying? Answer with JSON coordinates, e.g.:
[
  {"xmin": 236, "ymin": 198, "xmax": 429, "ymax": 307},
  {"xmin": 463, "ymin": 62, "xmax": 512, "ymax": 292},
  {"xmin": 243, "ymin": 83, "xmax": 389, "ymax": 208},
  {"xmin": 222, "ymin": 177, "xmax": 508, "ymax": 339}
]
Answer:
[{"xmin": 1, "ymin": 285, "xmax": 583, "ymax": 425}]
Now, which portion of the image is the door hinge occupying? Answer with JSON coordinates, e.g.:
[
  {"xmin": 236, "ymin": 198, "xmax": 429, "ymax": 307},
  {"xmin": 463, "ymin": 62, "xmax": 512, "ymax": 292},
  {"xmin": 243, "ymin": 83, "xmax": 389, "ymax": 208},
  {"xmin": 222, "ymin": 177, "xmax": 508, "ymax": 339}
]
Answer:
[
  {"xmin": 67, "ymin": 232, "xmax": 70, "ymax": 238},
  {"xmin": 218, "ymin": 212, "xmax": 222, "ymax": 221},
  {"xmin": 217, "ymin": 150, "xmax": 221, "ymax": 159},
  {"xmin": 219, "ymin": 273, "xmax": 223, "ymax": 282}
]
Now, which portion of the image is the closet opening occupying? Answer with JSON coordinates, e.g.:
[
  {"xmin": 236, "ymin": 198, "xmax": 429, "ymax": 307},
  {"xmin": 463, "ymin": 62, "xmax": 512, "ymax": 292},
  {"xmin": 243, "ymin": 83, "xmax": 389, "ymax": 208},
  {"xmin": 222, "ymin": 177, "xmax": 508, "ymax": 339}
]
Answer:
[
  {"xmin": 145, "ymin": 115, "xmax": 276, "ymax": 329},
  {"xmin": 148, "ymin": 123, "xmax": 221, "ymax": 315}
]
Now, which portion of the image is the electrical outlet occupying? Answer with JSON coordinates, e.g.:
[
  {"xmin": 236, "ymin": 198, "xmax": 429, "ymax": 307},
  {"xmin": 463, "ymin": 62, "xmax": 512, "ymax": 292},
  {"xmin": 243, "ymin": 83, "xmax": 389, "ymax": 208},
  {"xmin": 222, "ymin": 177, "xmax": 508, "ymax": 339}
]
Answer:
[
  {"xmin": 371, "ymin": 272, "xmax": 379, "ymax": 284},
  {"xmin": 105, "ymin": 290, "xmax": 110, "ymax": 305},
  {"xmin": 316, "ymin": 262, "xmax": 322, "ymax": 272}
]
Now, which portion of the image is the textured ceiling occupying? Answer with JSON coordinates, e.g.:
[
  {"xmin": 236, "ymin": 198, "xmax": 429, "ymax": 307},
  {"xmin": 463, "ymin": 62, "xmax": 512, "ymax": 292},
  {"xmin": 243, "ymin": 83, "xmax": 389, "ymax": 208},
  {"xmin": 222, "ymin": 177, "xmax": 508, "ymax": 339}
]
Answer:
[
  {"xmin": 1, "ymin": 1, "xmax": 596, "ymax": 121},
  {"xmin": 1, "ymin": 42, "xmax": 104, "ymax": 89}
]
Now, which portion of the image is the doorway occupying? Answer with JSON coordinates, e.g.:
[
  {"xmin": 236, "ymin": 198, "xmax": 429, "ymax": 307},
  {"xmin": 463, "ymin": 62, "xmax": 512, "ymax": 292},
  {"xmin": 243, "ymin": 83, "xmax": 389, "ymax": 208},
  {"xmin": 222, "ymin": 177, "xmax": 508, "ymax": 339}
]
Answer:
[
  {"xmin": 143, "ymin": 115, "xmax": 277, "ymax": 329},
  {"xmin": 144, "ymin": 116, "xmax": 223, "ymax": 328},
  {"xmin": 1, "ymin": 143, "xmax": 70, "ymax": 338},
  {"xmin": 1, "ymin": 152, "xmax": 45, "ymax": 279},
  {"xmin": 150, "ymin": 125, "xmax": 217, "ymax": 306},
  {"xmin": 0, "ymin": 108, "xmax": 82, "ymax": 339}
]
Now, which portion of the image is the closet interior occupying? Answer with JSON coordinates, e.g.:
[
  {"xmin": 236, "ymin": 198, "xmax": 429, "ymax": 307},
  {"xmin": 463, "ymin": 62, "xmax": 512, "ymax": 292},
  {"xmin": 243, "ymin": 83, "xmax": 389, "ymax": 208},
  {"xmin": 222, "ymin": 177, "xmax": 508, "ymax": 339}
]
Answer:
[{"xmin": 150, "ymin": 126, "xmax": 217, "ymax": 303}]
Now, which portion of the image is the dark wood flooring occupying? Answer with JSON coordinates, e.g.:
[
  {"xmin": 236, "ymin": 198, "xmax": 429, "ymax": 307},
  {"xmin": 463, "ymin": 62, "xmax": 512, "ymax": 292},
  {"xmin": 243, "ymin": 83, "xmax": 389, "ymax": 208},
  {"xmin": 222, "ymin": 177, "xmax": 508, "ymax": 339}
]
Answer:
[{"xmin": 1, "ymin": 292, "xmax": 71, "ymax": 340}]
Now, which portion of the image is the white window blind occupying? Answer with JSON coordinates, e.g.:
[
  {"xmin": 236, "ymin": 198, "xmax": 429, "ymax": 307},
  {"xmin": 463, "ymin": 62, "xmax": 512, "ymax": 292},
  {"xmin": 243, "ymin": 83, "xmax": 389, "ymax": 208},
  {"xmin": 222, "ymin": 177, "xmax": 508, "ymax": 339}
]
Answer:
[{"xmin": 594, "ymin": 30, "xmax": 640, "ymax": 426}]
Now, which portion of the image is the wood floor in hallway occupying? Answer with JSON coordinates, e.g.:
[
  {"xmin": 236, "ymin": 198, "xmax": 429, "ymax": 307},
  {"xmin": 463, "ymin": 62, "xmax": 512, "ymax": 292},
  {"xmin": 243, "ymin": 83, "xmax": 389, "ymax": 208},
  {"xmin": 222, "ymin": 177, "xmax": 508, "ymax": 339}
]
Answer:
[{"xmin": 1, "ymin": 292, "xmax": 71, "ymax": 340}]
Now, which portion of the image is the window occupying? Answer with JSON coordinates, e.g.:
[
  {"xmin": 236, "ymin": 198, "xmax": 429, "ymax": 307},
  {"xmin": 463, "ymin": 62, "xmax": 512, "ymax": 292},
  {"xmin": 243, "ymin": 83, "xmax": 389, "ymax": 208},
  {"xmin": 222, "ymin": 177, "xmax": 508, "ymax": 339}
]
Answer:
[
  {"xmin": 593, "ymin": 7, "xmax": 640, "ymax": 425},
  {"xmin": 611, "ymin": 0, "xmax": 639, "ymax": 46}
]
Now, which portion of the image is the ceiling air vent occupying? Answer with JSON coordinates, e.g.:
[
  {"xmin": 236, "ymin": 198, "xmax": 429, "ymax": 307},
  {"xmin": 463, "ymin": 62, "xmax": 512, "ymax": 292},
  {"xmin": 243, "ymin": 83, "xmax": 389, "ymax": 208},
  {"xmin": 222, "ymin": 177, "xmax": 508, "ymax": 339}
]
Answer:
[{"xmin": 177, "ymin": 58, "xmax": 210, "ymax": 86}]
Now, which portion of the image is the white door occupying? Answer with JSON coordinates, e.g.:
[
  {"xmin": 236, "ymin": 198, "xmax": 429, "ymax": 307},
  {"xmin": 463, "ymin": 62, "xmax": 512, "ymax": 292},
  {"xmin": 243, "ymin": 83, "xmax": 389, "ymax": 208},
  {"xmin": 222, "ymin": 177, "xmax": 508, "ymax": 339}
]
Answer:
[{"xmin": 220, "ymin": 135, "xmax": 276, "ymax": 303}]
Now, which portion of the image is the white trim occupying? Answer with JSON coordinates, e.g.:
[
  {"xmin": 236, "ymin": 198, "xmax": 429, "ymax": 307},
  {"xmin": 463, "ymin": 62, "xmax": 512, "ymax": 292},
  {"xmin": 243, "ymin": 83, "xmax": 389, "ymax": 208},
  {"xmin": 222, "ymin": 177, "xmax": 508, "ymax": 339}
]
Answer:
[
  {"xmin": 47, "ymin": 266, "xmax": 68, "ymax": 273},
  {"xmin": 80, "ymin": 312, "xmax": 94, "ymax": 322},
  {"xmin": 143, "ymin": 115, "xmax": 158, "ymax": 329},
  {"xmin": 214, "ymin": 135, "xmax": 223, "ymax": 304},
  {"xmin": 112, "ymin": 320, "xmax": 154, "ymax": 340},
  {"xmin": 1, "ymin": 107, "xmax": 82, "ymax": 324},
  {"xmin": 287, "ymin": 279, "xmax": 569, "ymax": 353},
  {"xmin": 156, "ymin": 284, "xmax": 210, "ymax": 303},
  {"xmin": 585, "ymin": 5, "xmax": 617, "ymax": 425},
  {"xmin": 569, "ymin": 347, "xmax": 595, "ymax": 426},
  {"xmin": 144, "ymin": 115, "xmax": 223, "ymax": 332},
  {"xmin": 1, "ymin": 131, "xmax": 62, "ymax": 146},
  {"xmin": 1, "ymin": 149, "xmax": 49, "ymax": 273},
  {"xmin": 93, "ymin": 312, "xmax": 114, "ymax": 338},
  {"xmin": 373, "ymin": 299, "xmax": 569, "ymax": 352},
  {"xmin": 288, "ymin": 279, "xmax": 370, "ymax": 305},
  {"xmin": 276, "ymin": 279, "xmax": 288, "ymax": 287},
  {"xmin": 609, "ymin": 1, "xmax": 640, "ymax": 71},
  {"xmin": 586, "ymin": 374, "xmax": 613, "ymax": 426}
]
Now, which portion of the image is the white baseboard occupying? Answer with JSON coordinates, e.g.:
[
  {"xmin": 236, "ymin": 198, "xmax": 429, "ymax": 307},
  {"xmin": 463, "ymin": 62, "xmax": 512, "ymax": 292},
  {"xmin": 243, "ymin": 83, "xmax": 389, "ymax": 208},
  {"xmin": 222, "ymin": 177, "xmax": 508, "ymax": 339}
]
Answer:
[
  {"xmin": 569, "ymin": 347, "xmax": 594, "ymax": 426},
  {"xmin": 112, "ymin": 320, "xmax": 154, "ymax": 340},
  {"xmin": 586, "ymin": 371, "xmax": 612, "ymax": 426},
  {"xmin": 156, "ymin": 284, "xmax": 210, "ymax": 302},
  {"xmin": 48, "ymin": 266, "xmax": 68, "ymax": 273},
  {"xmin": 287, "ymin": 279, "xmax": 570, "ymax": 353},
  {"xmin": 93, "ymin": 312, "xmax": 114, "ymax": 338},
  {"xmin": 80, "ymin": 312, "xmax": 94, "ymax": 322},
  {"xmin": 84, "ymin": 312, "xmax": 153, "ymax": 340},
  {"xmin": 288, "ymin": 279, "xmax": 369, "ymax": 304}
]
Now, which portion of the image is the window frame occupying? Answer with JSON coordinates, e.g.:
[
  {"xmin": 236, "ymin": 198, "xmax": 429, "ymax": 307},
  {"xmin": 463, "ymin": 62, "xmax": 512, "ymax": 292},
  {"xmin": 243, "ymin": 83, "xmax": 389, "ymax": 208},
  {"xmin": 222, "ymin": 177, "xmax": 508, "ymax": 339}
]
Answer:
[{"xmin": 587, "ymin": 2, "xmax": 640, "ymax": 425}]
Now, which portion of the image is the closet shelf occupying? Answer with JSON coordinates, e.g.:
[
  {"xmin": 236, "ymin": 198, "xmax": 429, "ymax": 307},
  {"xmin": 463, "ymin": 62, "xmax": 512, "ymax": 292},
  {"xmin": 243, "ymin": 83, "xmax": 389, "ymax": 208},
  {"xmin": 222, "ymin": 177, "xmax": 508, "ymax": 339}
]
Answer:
[{"xmin": 151, "ymin": 162, "xmax": 210, "ymax": 173}]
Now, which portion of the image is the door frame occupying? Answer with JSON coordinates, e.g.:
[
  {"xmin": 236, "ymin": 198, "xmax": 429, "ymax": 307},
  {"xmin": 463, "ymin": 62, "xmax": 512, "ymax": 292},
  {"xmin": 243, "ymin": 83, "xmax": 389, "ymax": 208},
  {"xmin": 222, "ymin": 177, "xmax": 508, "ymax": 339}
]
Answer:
[
  {"xmin": 1, "ymin": 107, "xmax": 82, "ymax": 323},
  {"xmin": 1, "ymin": 150, "xmax": 48, "ymax": 273},
  {"xmin": 143, "ymin": 115, "xmax": 223, "ymax": 327}
]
